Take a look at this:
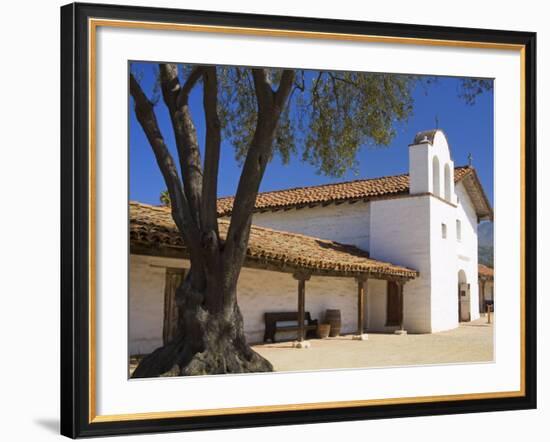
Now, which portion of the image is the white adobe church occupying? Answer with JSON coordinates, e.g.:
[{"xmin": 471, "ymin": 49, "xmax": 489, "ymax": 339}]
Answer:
[{"xmin": 129, "ymin": 129, "xmax": 493, "ymax": 355}]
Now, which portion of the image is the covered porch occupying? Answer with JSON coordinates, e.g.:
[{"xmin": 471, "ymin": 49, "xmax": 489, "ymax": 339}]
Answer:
[{"xmin": 129, "ymin": 202, "xmax": 418, "ymax": 354}]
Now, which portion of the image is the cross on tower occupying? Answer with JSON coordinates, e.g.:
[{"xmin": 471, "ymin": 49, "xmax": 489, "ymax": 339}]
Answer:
[{"xmin": 468, "ymin": 152, "xmax": 473, "ymax": 166}]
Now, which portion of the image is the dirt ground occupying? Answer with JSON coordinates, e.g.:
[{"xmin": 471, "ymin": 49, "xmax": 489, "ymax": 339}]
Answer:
[
  {"xmin": 251, "ymin": 316, "xmax": 494, "ymax": 372},
  {"xmin": 129, "ymin": 316, "xmax": 493, "ymax": 376}
]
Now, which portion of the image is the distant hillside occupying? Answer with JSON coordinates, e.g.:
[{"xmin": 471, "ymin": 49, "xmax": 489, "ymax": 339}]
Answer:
[{"xmin": 478, "ymin": 221, "xmax": 494, "ymax": 267}]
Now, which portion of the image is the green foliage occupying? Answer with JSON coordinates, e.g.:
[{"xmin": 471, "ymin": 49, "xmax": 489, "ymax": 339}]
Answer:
[
  {"xmin": 301, "ymin": 72, "xmax": 416, "ymax": 177},
  {"xmin": 218, "ymin": 68, "xmax": 418, "ymax": 178},
  {"xmin": 159, "ymin": 190, "xmax": 170, "ymax": 206},
  {"xmin": 134, "ymin": 62, "xmax": 492, "ymax": 180},
  {"xmin": 458, "ymin": 78, "xmax": 493, "ymax": 105}
]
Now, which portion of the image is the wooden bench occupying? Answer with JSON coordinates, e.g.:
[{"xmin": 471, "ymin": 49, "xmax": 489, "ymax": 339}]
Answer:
[{"xmin": 263, "ymin": 312, "xmax": 318, "ymax": 343}]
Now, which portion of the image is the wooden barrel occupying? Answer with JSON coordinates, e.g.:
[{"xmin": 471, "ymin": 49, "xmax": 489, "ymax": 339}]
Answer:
[{"xmin": 325, "ymin": 309, "xmax": 341, "ymax": 337}]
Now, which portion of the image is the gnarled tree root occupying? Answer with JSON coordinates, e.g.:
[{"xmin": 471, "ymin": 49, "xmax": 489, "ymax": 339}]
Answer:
[{"xmin": 131, "ymin": 338, "xmax": 272, "ymax": 378}]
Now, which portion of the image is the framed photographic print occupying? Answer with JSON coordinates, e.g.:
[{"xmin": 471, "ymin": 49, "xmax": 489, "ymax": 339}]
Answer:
[{"xmin": 60, "ymin": 2, "xmax": 537, "ymax": 438}]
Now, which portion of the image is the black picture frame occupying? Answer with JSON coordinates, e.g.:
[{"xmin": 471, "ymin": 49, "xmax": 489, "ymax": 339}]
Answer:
[{"xmin": 61, "ymin": 2, "xmax": 537, "ymax": 438}]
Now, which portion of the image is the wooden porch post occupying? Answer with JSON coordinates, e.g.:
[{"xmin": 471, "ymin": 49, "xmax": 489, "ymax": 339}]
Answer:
[
  {"xmin": 394, "ymin": 280, "xmax": 407, "ymax": 335},
  {"xmin": 353, "ymin": 276, "xmax": 368, "ymax": 340},
  {"xmin": 357, "ymin": 278, "xmax": 365, "ymax": 334},
  {"xmin": 298, "ymin": 278, "xmax": 306, "ymax": 341},
  {"xmin": 293, "ymin": 272, "xmax": 311, "ymax": 348},
  {"xmin": 479, "ymin": 279, "xmax": 486, "ymax": 314}
]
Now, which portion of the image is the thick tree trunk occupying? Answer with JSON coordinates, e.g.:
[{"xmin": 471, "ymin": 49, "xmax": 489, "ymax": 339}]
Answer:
[
  {"xmin": 132, "ymin": 273, "xmax": 272, "ymax": 378},
  {"xmin": 129, "ymin": 67, "xmax": 295, "ymax": 378}
]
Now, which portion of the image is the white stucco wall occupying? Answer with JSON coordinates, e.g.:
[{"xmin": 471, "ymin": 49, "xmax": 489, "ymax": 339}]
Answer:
[
  {"xmin": 129, "ymin": 254, "xmax": 182, "ymax": 355},
  {"xmin": 368, "ymin": 191, "xmax": 480, "ymax": 334},
  {"xmin": 409, "ymin": 143, "xmax": 432, "ymax": 195},
  {"xmin": 129, "ymin": 254, "xmax": 390, "ymax": 355},
  {"xmin": 423, "ymin": 180, "xmax": 480, "ymax": 332},
  {"xmin": 455, "ymin": 182, "xmax": 481, "ymax": 322},
  {"xmin": 368, "ymin": 131, "xmax": 482, "ymax": 333},
  {"xmin": 429, "ymin": 196, "xmax": 460, "ymax": 332},
  {"xmin": 246, "ymin": 201, "xmax": 371, "ymax": 251},
  {"xmin": 369, "ymin": 195, "xmax": 432, "ymax": 333},
  {"xmin": 237, "ymin": 268, "xmax": 362, "ymax": 344},
  {"xmin": 365, "ymin": 278, "xmax": 404, "ymax": 332}
]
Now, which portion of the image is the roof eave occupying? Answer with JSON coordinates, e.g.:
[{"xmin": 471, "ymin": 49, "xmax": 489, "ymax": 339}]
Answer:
[
  {"xmin": 130, "ymin": 239, "xmax": 417, "ymax": 281},
  {"xmin": 456, "ymin": 167, "xmax": 494, "ymax": 221}
]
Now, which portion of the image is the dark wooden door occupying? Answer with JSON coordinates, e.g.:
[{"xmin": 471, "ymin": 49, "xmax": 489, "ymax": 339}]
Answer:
[
  {"xmin": 163, "ymin": 267, "xmax": 185, "ymax": 345},
  {"xmin": 386, "ymin": 281, "xmax": 401, "ymax": 326}
]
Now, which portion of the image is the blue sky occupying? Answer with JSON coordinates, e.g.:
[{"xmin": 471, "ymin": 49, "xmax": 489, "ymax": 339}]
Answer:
[{"xmin": 129, "ymin": 63, "xmax": 493, "ymax": 205}]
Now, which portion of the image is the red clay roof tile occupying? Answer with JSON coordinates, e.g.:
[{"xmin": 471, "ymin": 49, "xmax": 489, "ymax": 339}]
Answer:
[
  {"xmin": 130, "ymin": 202, "xmax": 418, "ymax": 279},
  {"xmin": 216, "ymin": 166, "xmax": 475, "ymax": 216}
]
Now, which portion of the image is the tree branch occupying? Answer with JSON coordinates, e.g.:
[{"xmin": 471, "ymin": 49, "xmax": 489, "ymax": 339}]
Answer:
[
  {"xmin": 328, "ymin": 73, "xmax": 342, "ymax": 113},
  {"xmin": 251, "ymin": 69, "xmax": 274, "ymax": 111},
  {"xmin": 129, "ymin": 73, "xmax": 202, "ymax": 255},
  {"xmin": 159, "ymin": 64, "xmax": 204, "ymax": 226},
  {"xmin": 293, "ymin": 70, "xmax": 305, "ymax": 92},
  {"xmin": 201, "ymin": 66, "xmax": 221, "ymax": 236},
  {"xmin": 328, "ymin": 72, "xmax": 360, "ymax": 88},
  {"xmin": 274, "ymin": 70, "xmax": 296, "ymax": 110},
  {"xmin": 177, "ymin": 66, "xmax": 204, "ymax": 108},
  {"xmin": 309, "ymin": 71, "xmax": 325, "ymax": 108},
  {"xmin": 222, "ymin": 69, "xmax": 295, "ymax": 295}
]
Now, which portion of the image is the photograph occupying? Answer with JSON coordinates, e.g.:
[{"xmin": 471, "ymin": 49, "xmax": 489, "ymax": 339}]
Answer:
[
  {"xmin": 128, "ymin": 62, "xmax": 495, "ymax": 378},
  {"xmin": 58, "ymin": 3, "xmax": 536, "ymax": 437}
]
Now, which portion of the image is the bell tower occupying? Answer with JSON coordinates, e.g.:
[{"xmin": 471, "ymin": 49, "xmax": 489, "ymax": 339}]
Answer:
[
  {"xmin": 408, "ymin": 129, "xmax": 455, "ymax": 203},
  {"xmin": 409, "ymin": 130, "xmax": 434, "ymax": 195},
  {"xmin": 370, "ymin": 129, "xmax": 462, "ymax": 333}
]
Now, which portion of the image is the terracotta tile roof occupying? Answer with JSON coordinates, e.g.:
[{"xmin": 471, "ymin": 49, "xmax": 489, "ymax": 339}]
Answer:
[
  {"xmin": 478, "ymin": 264, "xmax": 494, "ymax": 279},
  {"xmin": 458, "ymin": 167, "xmax": 494, "ymax": 220},
  {"xmin": 217, "ymin": 166, "xmax": 477, "ymax": 217},
  {"xmin": 130, "ymin": 202, "xmax": 418, "ymax": 279}
]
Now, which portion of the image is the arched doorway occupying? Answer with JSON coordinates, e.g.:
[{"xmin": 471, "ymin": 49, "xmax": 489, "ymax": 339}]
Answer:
[{"xmin": 458, "ymin": 269, "xmax": 471, "ymax": 322}]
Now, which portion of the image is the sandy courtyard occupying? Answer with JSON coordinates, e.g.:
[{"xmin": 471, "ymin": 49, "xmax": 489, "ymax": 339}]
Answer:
[
  {"xmin": 129, "ymin": 317, "xmax": 493, "ymax": 376},
  {"xmin": 251, "ymin": 316, "xmax": 494, "ymax": 372}
]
